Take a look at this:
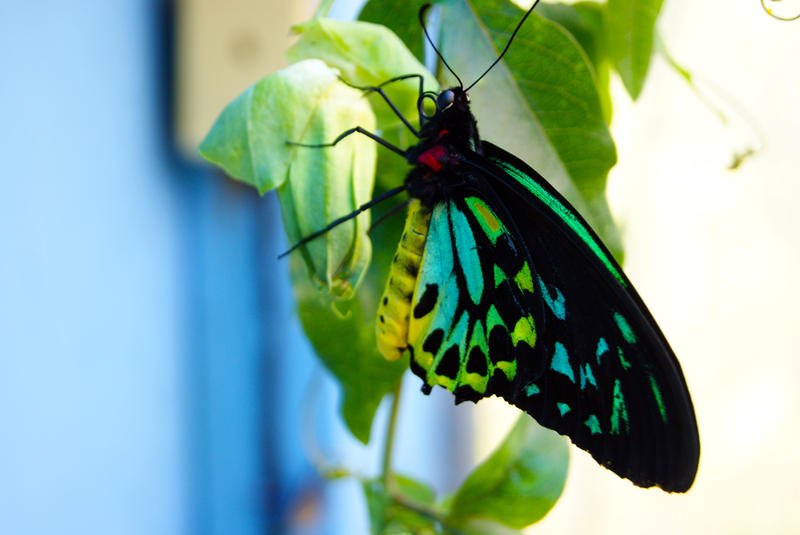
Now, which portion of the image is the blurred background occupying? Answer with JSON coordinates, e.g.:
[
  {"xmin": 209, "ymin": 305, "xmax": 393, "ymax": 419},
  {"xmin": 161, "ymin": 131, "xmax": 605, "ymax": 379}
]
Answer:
[{"xmin": 1, "ymin": 0, "xmax": 798, "ymax": 534}]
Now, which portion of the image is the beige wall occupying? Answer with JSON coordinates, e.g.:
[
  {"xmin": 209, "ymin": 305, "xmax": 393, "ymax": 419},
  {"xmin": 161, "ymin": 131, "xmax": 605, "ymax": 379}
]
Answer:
[{"xmin": 474, "ymin": 0, "xmax": 800, "ymax": 533}]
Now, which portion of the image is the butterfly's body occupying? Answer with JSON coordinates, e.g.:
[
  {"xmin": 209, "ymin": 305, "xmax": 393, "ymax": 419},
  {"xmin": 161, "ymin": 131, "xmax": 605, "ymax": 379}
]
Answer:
[{"xmin": 375, "ymin": 87, "xmax": 700, "ymax": 492}]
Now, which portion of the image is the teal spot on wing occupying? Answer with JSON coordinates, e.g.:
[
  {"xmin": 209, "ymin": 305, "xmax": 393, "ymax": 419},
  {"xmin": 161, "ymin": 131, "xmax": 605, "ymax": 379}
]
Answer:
[
  {"xmin": 584, "ymin": 414, "xmax": 602, "ymax": 435},
  {"xmin": 610, "ymin": 379, "xmax": 630, "ymax": 435},
  {"xmin": 550, "ymin": 342, "xmax": 575, "ymax": 383},
  {"xmin": 649, "ymin": 376, "xmax": 668, "ymax": 422},
  {"xmin": 493, "ymin": 159, "xmax": 627, "ymax": 287},
  {"xmin": 614, "ymin": 312, "xmax": 637, "ymax": 344},
  {"xmin": 579, "ymin": 363, "xmax": 597, "ymax": 390},
  {"xmin": 617, "ymin": 347, "xmax": 631, "ymax": 371},
  {"xmin": 525, "ymin": 383, "xmax": 540, "ymax": 396},
  {"xmin": 557, "ymin": 402, "xmax": 571, "ymax": 416},
  {"xmin": 450, "ymin": 202, "xmax": 483, "ymax": 305},
  {"xmin": 537, "ymin": 276, "xmax": 566, "ymax": 319},
  {"xmin": 418, "ymin": 203, "xmax": 454, "ymax": 291},
  {"xmin": 417, "ymin": 204, "xmax": 458, "ymax": 340},
  {"xmin": 596, "ymin": 337, "xmax": 609, "ymax": 364}
]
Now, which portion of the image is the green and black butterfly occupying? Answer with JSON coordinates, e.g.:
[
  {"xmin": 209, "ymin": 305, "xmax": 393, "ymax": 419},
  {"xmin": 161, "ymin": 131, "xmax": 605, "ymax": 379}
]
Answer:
[{"xmin": 290, "ymin": 1, "xmax": 699, "ymax": 493}]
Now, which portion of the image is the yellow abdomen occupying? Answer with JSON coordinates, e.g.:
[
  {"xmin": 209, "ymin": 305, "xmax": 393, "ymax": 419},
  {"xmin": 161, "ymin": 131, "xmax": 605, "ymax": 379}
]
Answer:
[{"xmin": 376, "ymin": 199, "xmax": 431, "ymax": 360}]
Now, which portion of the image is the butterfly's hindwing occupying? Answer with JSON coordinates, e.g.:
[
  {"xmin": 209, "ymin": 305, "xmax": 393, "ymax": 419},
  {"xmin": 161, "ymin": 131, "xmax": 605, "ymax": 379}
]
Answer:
[{"xmin": 407, "ymin": 196, "xmax": 543, "ymax": 404}]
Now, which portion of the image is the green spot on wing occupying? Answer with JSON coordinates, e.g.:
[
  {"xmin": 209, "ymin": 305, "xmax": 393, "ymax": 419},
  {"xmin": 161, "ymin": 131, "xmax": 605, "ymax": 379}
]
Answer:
[
  {"xmin": 610, "ymin": 379, "xmax": 630, "ymax": 435},
  {"xmin": 617, "ymin": 347, "xmax": 631, "ymax": 371},
  {"xmin": 514, "ymin": 262, "xmax": 535, "ymax": 293},
  {"xmin": 649, "ymin": 375, "xmax": 668, "ymax": 423},
  {"xmin": 493, "ymin": 264, "xmax": 507, "ymax": 287},
  {"xmin": 525, "ymin": 383, "xmax": 540, "ymax": 396},
  {"xmin": 557, "ymin": 402, "xmax": 571, "ymax": 416},
  {"xmin": 584, "ymin": 414, "xmax": 602, "ymax": 435},
  {"xmin": 464, "ymin": 196, "xmax": 505, "ymax": 244},
  {"xmin": 613, "ymin": 312, "xmax": 637, "ymax": 344}
]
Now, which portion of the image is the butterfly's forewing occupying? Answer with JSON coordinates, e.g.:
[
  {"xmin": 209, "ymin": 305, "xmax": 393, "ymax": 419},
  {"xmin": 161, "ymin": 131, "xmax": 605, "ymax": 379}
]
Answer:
[{"xmin": 406, "ymin": 146, "xmax": 699, "ymax": 492}]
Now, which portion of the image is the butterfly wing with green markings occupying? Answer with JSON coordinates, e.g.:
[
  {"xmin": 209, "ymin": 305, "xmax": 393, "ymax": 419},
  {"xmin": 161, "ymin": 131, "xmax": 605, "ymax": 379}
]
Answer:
[{"xmin": 406, "ymin": 143, "xmax": 699, "ymax": 492}]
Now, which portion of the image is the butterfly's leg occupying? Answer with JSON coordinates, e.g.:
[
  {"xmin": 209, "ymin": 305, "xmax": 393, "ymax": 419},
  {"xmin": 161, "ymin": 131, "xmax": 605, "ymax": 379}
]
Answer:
[
  {"xmin": 287, "ymin": 126, "xmax": 406, "ymax": 157},
  {"xmin": 340, "ymin": 74, "xmax": 425, "ymax": 137},
  {"xmin": 278, "ymin": 184, "xmax": 408, "ymax": 258}
]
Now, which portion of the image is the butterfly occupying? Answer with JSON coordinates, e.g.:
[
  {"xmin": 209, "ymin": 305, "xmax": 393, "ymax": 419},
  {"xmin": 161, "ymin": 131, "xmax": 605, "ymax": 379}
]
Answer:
[{"xmin": 290, "ymin": 1, "xmax": 699, "ymax": 493}]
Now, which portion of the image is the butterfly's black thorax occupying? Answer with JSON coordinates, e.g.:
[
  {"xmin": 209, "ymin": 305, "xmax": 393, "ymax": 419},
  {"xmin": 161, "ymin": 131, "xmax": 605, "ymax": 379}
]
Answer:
[{"xmin": 404, "ymin": 88, "xmax": 483, "ymax": 206}]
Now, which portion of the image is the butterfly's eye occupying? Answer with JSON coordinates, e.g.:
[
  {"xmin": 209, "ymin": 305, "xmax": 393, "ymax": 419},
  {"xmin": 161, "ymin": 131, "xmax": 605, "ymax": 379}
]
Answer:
[
  {"xmin": 418, "ymin": 92, "xmax": 439, "ymax": 119},
  {"xmin": 437, "ymin": 90, "xmax": 455, "ymax": 111}
]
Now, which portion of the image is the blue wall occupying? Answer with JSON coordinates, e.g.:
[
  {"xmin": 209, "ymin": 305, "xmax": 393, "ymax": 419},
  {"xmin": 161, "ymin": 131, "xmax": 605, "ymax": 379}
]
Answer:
[
  {"xmin": 0, "ymin": 3, "xmax": 464, "ymax": 534},
  {"xmin": 0, "ymin": 2, "xmax": 190, "ymax": 533}
]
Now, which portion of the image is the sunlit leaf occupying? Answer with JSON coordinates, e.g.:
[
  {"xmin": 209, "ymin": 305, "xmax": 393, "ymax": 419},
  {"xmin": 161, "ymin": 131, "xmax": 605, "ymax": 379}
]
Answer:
[
  {"xmin": 446, "ymin": 416, "xmax": 568, "ymax": 529},
  {"xmin": 199, "ymin": 59, "xmax": 377, "ymax": 296},
  {"xmin": 536, "ymin": 1, "xmax": 613, "ymax": 123},
  {"xmin": 289, "ymin": 18, "xmax": 438, "ymax": 129},
  {"xmin": 435, "ymin": 0, "xmax": 622, "ymax": 259},
  {"xmin": 363, "ymin": 475, "xmax": 439, "ymax": 534},
  {"xmin": 605, "ymin": 0, "xmax": 664, "ymax": 98}
]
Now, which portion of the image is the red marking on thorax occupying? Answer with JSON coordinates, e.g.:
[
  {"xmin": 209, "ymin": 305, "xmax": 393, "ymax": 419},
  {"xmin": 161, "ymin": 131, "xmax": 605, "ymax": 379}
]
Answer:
[{"xmin": 417, "ymin": 145, "xmax": 447, "ymax": 172}]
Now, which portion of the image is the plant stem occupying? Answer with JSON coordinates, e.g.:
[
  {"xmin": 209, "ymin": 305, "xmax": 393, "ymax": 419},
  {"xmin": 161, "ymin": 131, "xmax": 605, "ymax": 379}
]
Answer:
[
  {"xmin": 313, "ymin": 0, "xmax": 335, "ymax": 19},
  {"xmin": 381, "ymin": 378, "xmax": 403, "ymax": 486},
  {"xmin": 390, "ymin": 494, "xmax": 470, "ymax": 535}
]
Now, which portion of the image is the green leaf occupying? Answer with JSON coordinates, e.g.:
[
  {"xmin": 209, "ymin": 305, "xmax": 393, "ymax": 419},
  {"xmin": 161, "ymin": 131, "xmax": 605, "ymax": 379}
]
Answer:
[
  {"xmin": 436, "ymin": 0, "xmax": 622, "ymax": 259},
  {"xmin": 390, "ymin": 473, "xmax": 437, "ymax": 506},
  {"xmin": 605, "ymin": 0, "xmax": 664, "ymax": 99},
  {"xmin": 288, "ymin": 18, "xmax": 438, "ymax": 129},
  {"xmin": 359, "ymin": 0, "xmax": 429, "ymax": 63},
  {"xmin": 291, "ymin": 190, "xmax": 408, "ymax": 442},
  {"xmin": 536, "ymin": 2, "xmax": 613, "ymax": 123},
  {"xmin": 362, "ymin": 478, "xmax": 392, "ymax": 534},
  {"xmin": 199, "ymin": 59, "xmax": 377, "ymax": 297},
  {"xmin": 454, "ymin": 520, "xmax": 523, "ymax": 535},
  {"xmin": 363, "ymin": 476, "xmax": 439, "ymax": 534},
  {"xmin": 446, "ymin": 416, "xmax": 568, "ymax": 529}
]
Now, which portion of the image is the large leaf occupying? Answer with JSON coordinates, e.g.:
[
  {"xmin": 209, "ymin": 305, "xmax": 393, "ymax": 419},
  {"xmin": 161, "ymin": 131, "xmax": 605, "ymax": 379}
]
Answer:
[
  {"xmin": 605, "ymin": 0, "xmax": 664, "ymax": 99},
  {"xmin": 199, "ymin": 59, "xmax": 376, "ymax": 297},
  {"xmin": 291, "ymin": 190, "xmax": 409, "ymax": 443},
  {"xmin": 446, "ymin": 416, "xmax": 568, "ymax": 529},
  {"xmin": 434, "ymin": 0, "xmax": 622, "ymax": 260},
  {"xmin": 536, "ymin": 1, "xmax": 613, "ymax": 123},
  {"xmin": 359, "ymin": 0, "xmax": 429, "ymax": 63}
]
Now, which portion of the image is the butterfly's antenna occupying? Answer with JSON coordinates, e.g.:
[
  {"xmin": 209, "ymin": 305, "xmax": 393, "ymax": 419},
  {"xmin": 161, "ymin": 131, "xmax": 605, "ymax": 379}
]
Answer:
[
  {"xmin": 277, "ymin": 184, "xmax": 408, "ymax": 259},
  {"xmin": 464, "ymin": 0, "xmax": 541, "ymax": 92},
  {"xmin": 419, "ymin": 4, "xmax": 463, "ymax": 89}
]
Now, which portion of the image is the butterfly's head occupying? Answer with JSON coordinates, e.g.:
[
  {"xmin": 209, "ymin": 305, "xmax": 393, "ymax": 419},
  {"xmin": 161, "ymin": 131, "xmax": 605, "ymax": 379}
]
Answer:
[
  {"xmin": 436, "ymin": 87, "xmax": 469, "ymax": 112},
  {"xmin": 418, "ymin": 87, "xmax": 472, "ymax": 125}
]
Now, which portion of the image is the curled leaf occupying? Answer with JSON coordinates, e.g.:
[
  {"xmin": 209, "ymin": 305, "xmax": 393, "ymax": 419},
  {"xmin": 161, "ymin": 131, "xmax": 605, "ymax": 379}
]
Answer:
[
  {"xmin": 289, "ymin": 18, "xmax": 438, "ymax": 128},
  {"xmin": 199, "ymin": 59, "xmax": 377, "ymax": 296}
]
